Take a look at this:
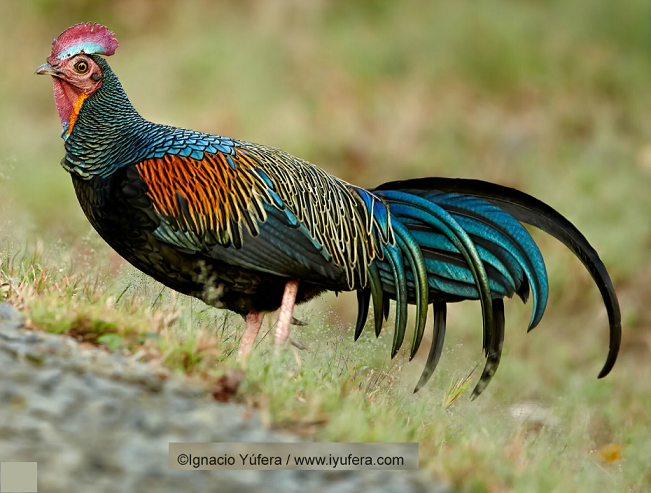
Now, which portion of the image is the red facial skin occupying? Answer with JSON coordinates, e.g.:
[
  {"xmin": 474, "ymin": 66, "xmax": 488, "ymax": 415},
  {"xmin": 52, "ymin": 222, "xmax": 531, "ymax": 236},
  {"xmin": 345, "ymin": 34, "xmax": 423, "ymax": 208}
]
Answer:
[{"xmin": 48, "ymin": 55, "xmax": 103, "ymax": 131}]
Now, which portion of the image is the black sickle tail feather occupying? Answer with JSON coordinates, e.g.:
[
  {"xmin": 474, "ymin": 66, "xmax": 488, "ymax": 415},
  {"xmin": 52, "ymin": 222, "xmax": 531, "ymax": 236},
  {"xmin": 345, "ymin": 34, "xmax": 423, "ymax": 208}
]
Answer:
[
  {"xmin": 414, "ymin": 301, "xmax": 447, "ymax": 393},
  {"xmin": 355, "ymin": 290, "xmax": 371, "ymax": 341},
  {"xmin": 471, "ymin": 298, "xmax": 505, "ymax": 399}
]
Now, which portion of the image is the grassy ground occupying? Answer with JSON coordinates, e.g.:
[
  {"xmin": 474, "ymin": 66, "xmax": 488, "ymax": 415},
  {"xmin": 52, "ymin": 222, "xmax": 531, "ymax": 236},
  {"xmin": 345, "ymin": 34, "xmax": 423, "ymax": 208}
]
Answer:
[{"xmin": 2, "ymin": 0, "xmax": 651, "ymax": 491}]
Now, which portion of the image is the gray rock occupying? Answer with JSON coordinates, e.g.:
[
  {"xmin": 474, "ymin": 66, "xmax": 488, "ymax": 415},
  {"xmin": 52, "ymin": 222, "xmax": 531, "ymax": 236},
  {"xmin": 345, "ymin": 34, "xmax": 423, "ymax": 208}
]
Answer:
[
  {"xmin": 0, "ymin": 305, "xmax": 451, "ymax": 493},
  {"xmin": 0, "ymin": 302, "xmax": 24, "ymax": 332}
]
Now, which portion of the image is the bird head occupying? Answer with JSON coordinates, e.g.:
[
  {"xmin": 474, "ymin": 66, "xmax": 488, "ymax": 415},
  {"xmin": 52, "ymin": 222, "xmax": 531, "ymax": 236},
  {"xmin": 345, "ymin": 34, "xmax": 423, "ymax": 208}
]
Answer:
[{"xmin": 35, "ymin": 22, "xmax": 118, "ymax": 133}]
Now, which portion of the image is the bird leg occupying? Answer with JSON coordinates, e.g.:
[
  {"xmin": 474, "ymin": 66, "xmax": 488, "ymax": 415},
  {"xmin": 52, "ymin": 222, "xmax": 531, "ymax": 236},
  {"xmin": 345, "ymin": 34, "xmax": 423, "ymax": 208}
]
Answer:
[
  {"xmin": 274, "ymin": 279, "xmax": 299, "ymax": 354},
  {"xmin": 236, "ymin": 311, "xmax": 264, "ymax": 368}
]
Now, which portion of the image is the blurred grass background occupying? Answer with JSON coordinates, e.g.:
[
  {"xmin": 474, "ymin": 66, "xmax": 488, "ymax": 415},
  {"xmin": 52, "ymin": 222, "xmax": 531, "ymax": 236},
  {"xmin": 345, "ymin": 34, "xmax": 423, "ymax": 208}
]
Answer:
[{"xmin": 1, "ymin": 0, "xmax": 651, "ymax": 491}]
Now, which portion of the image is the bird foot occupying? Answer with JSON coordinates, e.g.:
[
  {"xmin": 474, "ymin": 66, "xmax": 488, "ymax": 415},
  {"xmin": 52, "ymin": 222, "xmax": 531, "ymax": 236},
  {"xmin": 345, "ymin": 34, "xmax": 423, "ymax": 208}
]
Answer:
[
  {"xmin": 274, "ymin": 280, "xmax": 300, "ymax": 355},
  {"xmin": 236, "ymin": 311, "xmax": 264, "ymax": 369}
]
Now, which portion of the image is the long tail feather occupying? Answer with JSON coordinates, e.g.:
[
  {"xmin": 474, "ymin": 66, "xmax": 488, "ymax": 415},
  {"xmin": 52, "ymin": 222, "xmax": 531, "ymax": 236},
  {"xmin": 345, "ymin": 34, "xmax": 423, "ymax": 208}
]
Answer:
[
  {"xmin": 354, "ymin": 290, "xmax": 371, "ymax": 341},
  {"xmin": 392, "ymin": 221, "xmax": 430, "ymax": 359},
  {"xmin": 367, "ymin": 262, "xmax": 384, "ymax": 338},
  {"xmin": 414, "ymin": 302, "xmax": 447, "ymax": 393},
  {"xmin": 471, "ymin": 298, "xmax": 505, "ymax": 399},
  {"xmin": 384, "ymin": 244, "xmax": 408, "ymax": 358}
]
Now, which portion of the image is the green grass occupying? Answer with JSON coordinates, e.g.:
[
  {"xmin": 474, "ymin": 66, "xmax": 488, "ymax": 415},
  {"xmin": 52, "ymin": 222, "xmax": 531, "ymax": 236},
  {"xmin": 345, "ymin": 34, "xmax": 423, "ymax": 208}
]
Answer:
[
  {"xmin": 2, "ymin": 0, "xmax": 651, "ymax": 491},
  {"xmin": 2, "ymin": 238, "xmax": 650, "ymax": 492}
]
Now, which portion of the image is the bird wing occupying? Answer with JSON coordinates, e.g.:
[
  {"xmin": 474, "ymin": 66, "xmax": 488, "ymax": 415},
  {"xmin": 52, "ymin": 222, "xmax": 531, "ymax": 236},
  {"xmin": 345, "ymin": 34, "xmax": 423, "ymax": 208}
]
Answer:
[{"xmin": 133, "ymin": 143, "xmax": 392, "ymax": 287}]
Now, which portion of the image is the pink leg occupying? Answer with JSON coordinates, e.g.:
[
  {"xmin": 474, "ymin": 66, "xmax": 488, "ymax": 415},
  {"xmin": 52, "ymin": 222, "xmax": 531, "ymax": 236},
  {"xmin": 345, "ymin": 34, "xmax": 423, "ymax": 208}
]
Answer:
[
  {"xmin": 237, "ymin": 311, "xmax": 264, "ymax": 367},
  {"xmin": 274, "ymin": 280, "xmax": 299, "ymax": 354}
]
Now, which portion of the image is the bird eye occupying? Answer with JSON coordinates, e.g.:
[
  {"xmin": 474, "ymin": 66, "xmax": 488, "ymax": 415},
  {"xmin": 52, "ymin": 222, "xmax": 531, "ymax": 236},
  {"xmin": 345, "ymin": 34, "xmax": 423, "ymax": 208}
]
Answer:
[{"xmin": 74, "ymin": 60, "xmax": 89, "ymax": 73}]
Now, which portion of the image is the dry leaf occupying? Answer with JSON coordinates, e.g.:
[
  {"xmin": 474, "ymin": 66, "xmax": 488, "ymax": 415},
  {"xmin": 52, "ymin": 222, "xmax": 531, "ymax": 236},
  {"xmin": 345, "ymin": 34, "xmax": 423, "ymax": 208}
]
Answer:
[
  {"xmin": 211, "ymin": 368, "xmax": 244, "ymax": 402},
  {"xmin": 597, "ymin": 443, "xmax": 624, "ymax": 463}
]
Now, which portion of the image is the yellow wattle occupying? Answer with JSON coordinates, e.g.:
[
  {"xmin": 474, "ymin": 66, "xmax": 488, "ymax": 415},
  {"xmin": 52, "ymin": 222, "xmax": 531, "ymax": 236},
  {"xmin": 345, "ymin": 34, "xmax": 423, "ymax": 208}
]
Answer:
[{"xmin": 67, "ymin": 93, "xmax": 88, "ymax": 135}]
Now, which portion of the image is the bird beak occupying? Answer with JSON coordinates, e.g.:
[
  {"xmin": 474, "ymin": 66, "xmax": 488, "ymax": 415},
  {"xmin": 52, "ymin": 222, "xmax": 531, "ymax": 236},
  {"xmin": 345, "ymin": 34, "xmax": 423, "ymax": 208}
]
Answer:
[{"xmin": 34, "ymin": 62, "xmax": 65, "ymax": 77}]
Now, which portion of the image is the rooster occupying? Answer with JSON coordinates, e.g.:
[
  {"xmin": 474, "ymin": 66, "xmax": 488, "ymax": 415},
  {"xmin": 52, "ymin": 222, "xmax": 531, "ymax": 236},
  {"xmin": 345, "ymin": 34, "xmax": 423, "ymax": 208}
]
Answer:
[{"xmin": 36, "ymin": 23, "xmax": 620, "ymax": 397}]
